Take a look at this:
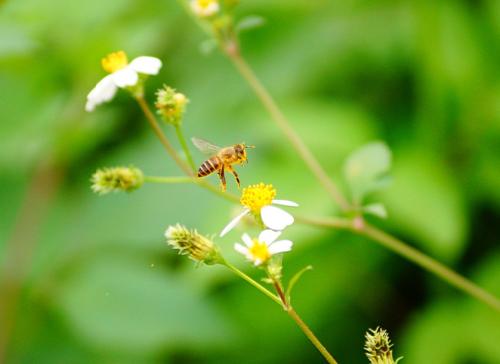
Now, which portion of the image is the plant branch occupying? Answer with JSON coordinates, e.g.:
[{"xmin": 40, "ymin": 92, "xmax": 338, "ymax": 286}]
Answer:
[
  {"xmin": 174, "ymin": 124, "xmax": 197, "ymax": 172},
  {"xmin": 135, "ymin": 96, "xmax": 193, "ymax": 176},
  {"xmin": 272, "ymin": 277, "xmax": 338, "ymax": 364},
  {"xmin": 224, "ymin": 261, "xmax": 282, "ymax": 305},
  {"xmin": 226, "ymin": 51, "xmax": 350, "ymax": 212}
]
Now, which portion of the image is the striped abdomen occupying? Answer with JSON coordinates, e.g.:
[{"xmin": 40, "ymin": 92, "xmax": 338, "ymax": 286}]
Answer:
[{"xmin": 198, "ymin": 157, "xmax": 221, "ymax": 177}]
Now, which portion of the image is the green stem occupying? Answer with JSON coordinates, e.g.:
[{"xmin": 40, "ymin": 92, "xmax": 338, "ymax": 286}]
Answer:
[
  {"xmin": 226, "ymin": 51, "xmax": 350, "ymax": 212},
  {"xmin": 359, "ymin": 223, "xmax": 500, "ymax": 312},
  {"xmin": 272, "ymin": 277, "xmax": 338, "ymax": 364},
  {"xmin": 144, "ymin": 176, "xmax": 194, "ymax": 184},
  {"xmin": 135, "ymin": 96, "xmax": 193, "ymax": 176},
  {"xmin": 224, "ymin": 262, "xmax": 282, "ymax": 305},
  {"xmin": 174, "ymin": 124, "xmax": 196, "ymax": 172}
]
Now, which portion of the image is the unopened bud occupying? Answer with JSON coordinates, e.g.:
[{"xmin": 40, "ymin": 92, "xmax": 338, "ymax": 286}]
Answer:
[
  {"xmin": 364, "ymin": 327, "xmax": 401, "ymax": 364},
  {"xmin": 165, "ymin": 224, "xmax": 223, "ymax": 265},
  {"xmin": 155, "ymin": 86, "xmax": 189, "ymax": 126},
  {"xmin": 91, "ymin": 167, "xmax": 143, "ymax": 195}
]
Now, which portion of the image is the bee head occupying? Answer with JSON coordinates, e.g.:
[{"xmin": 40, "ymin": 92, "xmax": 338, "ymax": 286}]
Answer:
[{"xmin": 235, "ymin": 143, "xmax": 254, "ymax": 164}]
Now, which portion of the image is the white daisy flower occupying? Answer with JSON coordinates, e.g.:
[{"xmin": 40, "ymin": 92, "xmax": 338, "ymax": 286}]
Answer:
[
  {"xmin": 234, "ymin": 230, "xmax": 293, "ymax": 266},
  {"xmin": 190, "ymin": 0, "xmax": 220, "ymax": 18},
  {"xmin": 85, "ymin": 50, "xmax": 162, "ymax": 112},
  {"xmin": 220, "ymin": 183, "xmax": 298, "ymax": 237}
]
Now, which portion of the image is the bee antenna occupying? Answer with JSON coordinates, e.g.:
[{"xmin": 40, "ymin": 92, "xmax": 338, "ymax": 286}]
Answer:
[{"xmin": 245, "ymin": 144, "xmax": 255, "ymax": 149}]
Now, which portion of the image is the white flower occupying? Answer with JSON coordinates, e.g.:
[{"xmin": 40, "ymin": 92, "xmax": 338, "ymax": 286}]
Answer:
[
  {"xmin": 85, "ymin": 51, "xmax": 162, "ymax": 112},
  {"xmin": 220, "ymin": 183, "xmax": 298, "ymax": 237},
  {"xmin": 234, "ymin": 230, "xmax": 293, "ymax": 266},
  {"xmin": 190, "ymin": 0, "xmax": 220, "ymax": 18}
]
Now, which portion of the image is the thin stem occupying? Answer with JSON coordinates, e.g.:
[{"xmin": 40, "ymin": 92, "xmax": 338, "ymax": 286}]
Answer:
[
  {"xmin": 174, "ymin": 124, "xmax": 196, "ymax": 172},
  {"xmin": 224, "ymin": 262, "xmax": 282, "ymax": 305},
  {"xmin": 303, "ymin": 216, "xmax": 500, "ymax": 312},
  {"xmin": 135, "ymin": 96, "xmax": 193, "ymax": 176},
  {"xmin": 144, "ymin": 176, "xmax": 194, "ymax": 184},
  {"xmin": 359, "ymin": 223, "xmax": 500, "ymax": 312},
  {"xmin": 272, "ymin": 278, "xmax": 338, "ymax": 364},
  {"xmin": 227, "ymin": 51, "xmax": 350, "ymax": 212}
]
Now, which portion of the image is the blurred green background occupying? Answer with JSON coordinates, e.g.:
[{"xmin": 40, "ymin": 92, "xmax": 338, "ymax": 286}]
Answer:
[{"xmin": 1, "ymin": 0, "xmax": 499, "ymax": 363}]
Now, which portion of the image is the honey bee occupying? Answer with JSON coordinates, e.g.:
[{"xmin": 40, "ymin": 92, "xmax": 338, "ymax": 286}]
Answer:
[{"xmin": 192, "ymin": 137, "xmax": 254, "ymax": 191}]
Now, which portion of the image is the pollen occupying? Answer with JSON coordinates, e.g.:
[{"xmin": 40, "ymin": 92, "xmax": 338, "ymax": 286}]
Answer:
[
  {"xmin": 240, "ymin": 183, "xmax": 276, "ymax": 213},
  {"xmin": 101, "ymin": 51, "xmax": 128, "ymax": 73},
  {"xmin": 249, "ymin": 239, "xmax": 271, "ymax": 264},
  {"xmin": 197, "ymin": 0, "xmax": 217, "ymax": 9}
]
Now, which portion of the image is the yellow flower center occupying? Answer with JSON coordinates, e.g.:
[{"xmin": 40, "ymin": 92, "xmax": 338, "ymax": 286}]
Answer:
[
  {"xmin": 249, "ymin": 239, "xmax": 271, "ymax": 264},
  {"xmin": 101, "ymin": 51, "xmax": 128, "ymax": 73},
  {"xmin": 197, "ymin": 0, "xmax": 217, "ymax": 9},
  {"xmin": 240, "ymin": 183, "xmax": 276, "ymax": 214}
]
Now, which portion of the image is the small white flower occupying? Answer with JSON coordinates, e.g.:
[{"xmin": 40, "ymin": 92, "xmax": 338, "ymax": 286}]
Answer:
[
  {"xmin": 220, "ymin": 183, "xmax": 298, "ymax": 237},
  {"xmin": 85, "ymin": 51, "xmax": 162, "ymax": 112},
  {"xmin": 190, "ymin": 0, "xmax": 220, "ymax": 18},
  {"xmin": 234, "ymin": 230, "xmax": 293, "ymax": 266}
]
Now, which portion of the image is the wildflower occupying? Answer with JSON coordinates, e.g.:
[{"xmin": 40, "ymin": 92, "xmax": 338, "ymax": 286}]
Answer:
[
  {"xmin": 91, "ymin": 166, "xmax": 144, "ymax": 195},
  {"xmin": 234, "ymin": 230, "xmax": 292, "ymax": 266},
  {"xmin": 155, "ymin": 86, "xmax": 189, "ymax": 126},
  {"xmin": 364, "ymin": 327, "xmax": 400, "ymax": 364},
  {"xmin": 165, "ymin": 224, "xmax": 223, "ymax": 265},
  {"xmin": 85, "ymin": 51, "xmax": 162, "ymax": 112},
  {"xmin": 190, "ymin": 0, "xmax": 220, "ymax": 18},
  {"xmin": 220, "ymin": 183, "xmax": 298, "ymax": 237}
]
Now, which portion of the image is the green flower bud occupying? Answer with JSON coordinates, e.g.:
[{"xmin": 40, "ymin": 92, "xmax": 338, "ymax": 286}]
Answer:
[
  {"xmin": 155, "ymin": 86, "xmax": 189, "ymax": 126},
  {"xmin": 165, "ymin": 224, "xmax": 224, "ymax": 265},
  {"xmin": 91, "ymin": 166, "xmax": 144, "ymax": 195},
  {"xmin": 364, "ymin": 327, "xmax": 401, "ymax": 364}
]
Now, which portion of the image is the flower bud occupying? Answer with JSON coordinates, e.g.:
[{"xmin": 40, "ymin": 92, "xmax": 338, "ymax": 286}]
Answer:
[
  {"xmin": 364, "ymin": 327, "xmax": 400, "ymax": 364},
  {"xmin": 91, "ymin": 167, "xmax": 144, "ymax": 195},
  {"xmin": 165, "ymin": 224, "xmax": 223, "ymax": 265},
  {"xmin": 155, "ymin": 86, "xmax": 189, "ymax": 126}
]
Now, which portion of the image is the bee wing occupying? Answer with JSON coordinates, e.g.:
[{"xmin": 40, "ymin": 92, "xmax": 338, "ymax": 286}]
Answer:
[{"xmin": 191, "ymin": 137, "xmax": 222, "ymax": 155}]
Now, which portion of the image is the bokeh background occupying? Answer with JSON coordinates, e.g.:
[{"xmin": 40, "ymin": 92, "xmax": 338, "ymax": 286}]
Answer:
[{"xmin": 1, "ymin": 0, "xmax": 499, "ymax": 363}]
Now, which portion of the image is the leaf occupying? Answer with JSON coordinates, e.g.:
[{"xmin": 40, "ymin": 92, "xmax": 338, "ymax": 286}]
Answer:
[
  {"xmin": 236, "ymin": 15, "xmax": 266, "ymax": 33},
  {"xmin": 380, "ymin": 149, "xmax": 467, "ymax": 262},
  {"xmin": 363, "ymin": 202, "xmax": 388, "ymax": 219},
  {"xmin": 344, "ymin": 141, "xmax": 392, "ymax": 204},
  {"xmin": 285, "ymin": 265, "xmax": 313, "ymax": 303}
]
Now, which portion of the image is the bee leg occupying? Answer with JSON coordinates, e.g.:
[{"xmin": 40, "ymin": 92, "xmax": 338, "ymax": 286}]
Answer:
[
  {"xmin": 218, "ymin": 166, "xmax": 226, "ymax": 191},
  {"xmin": 227, "ymin": 166, "xmax": 241, "ymax": 188}
]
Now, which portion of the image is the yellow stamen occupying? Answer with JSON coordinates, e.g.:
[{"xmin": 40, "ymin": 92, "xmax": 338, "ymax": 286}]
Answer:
[
  {"xmin": 240, "ymin": 183, "xmax": 276, "ymax": 214},
  {"xmin": 197, "ymin": 0, "xmax": 217, "ymax": 9},
  {"xmin": 101, "ymin": 51, "xmax": 128, "ymax": 73},
  {"xmin": 249, "ymin": 239, "xmax": 271, "ymax": 264}
]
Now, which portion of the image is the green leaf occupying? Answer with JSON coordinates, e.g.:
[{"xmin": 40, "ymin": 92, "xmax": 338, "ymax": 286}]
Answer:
[
  {"xmin": 380, "ymin": 149, "xmax": 467, "ymax": 262},
  {"xmin": 363, "ymin": 202, "xmax": 388, "ymax": 219},
  {"xmin": 236, "ymin": 15, "xmax": 266, "ymax": 33},
  {"xmin": 344, "ymin": 141, "xmax": 392, "ymax": 204},
  {"xmin": 285, "ymin": 265, "xmax": 313, "ymax": 303}
]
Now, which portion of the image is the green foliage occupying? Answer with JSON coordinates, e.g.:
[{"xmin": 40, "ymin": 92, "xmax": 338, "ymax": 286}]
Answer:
[{"xmin": 1, "ymin": 0, "xmax": 499, "ymax": 363}]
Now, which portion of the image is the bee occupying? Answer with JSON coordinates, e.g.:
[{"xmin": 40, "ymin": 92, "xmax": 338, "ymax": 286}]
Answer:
[{"xmin": 192, "ymin": 137, "xmax": 254, "ymax": 191}]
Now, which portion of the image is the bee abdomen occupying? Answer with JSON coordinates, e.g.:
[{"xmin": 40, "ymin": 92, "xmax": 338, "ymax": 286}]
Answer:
[{"xmin": 198, "ymin": 157, "xmax": 220, "ymax": 177}]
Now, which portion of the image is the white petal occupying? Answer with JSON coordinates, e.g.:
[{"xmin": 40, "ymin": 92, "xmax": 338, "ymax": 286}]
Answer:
[
  {"xmin": 258, "ymin": 229, "xmax": 281, "ymax": 245},
  {"xmin": 268, "ymin": 240, "xmax": 293, "ymax": 255},
  {"xmin": 241, "ymin": 233, "xmax": 253, "ymax": 247},
  {"xmin": 261, "ymin": 205, "xmax": 294, "ymax": 231},
  {"xmin": 234, "ymin": 243, "xmax": 249, "ymax": 256},
  {"xmin": 85, "ymin": 75, "xmax": 118, "ymax": 112},
  {"xmin": 111, "ymin": 67, "xmax": 139, "ymax": 87},
  {"xmin": 272, "ymin": 199, "xmax": 299, "ymax": 207},
  {"xmin": 219, "ymin": 209, "xmax": 249, "ymax": 237},
  {"xmin": 129, "ymin": 56, "xmax": 162, "ymax": 75}
]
